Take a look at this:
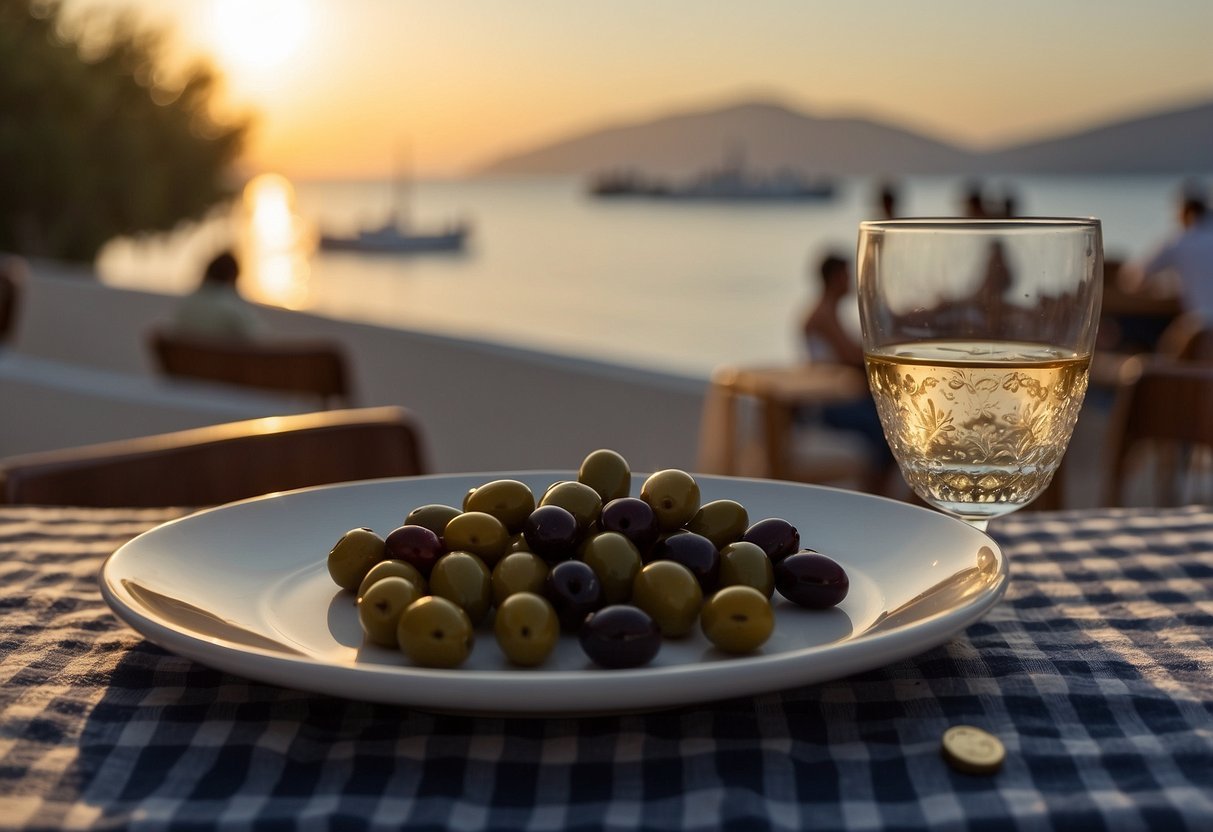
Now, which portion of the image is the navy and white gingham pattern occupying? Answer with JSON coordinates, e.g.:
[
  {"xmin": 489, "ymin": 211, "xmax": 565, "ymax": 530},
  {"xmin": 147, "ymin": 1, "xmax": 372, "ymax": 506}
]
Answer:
[{"xmin": 1, "ymin": 505, "xmax": 1211, "ymax": 831}]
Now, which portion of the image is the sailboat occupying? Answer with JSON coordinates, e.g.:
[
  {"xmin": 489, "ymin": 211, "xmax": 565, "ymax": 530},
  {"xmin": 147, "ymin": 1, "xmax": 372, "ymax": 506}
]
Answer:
[
  {"xmin": 318, "ymin": 213, "xmax": 469, "ymax": 254},
  {"xmin": 318, "ymin": 148, "xmax": 470, "ymax": 254}
]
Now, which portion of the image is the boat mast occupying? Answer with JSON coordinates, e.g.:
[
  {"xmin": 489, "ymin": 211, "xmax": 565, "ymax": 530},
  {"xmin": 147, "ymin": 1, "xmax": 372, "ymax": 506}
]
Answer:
[{"xmin": 393, "ymin": 140, "xmax": 412, "ymax": 228}]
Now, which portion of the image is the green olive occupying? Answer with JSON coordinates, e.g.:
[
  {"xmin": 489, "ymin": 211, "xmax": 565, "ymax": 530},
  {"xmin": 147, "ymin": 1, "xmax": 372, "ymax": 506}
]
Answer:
[
  {"xmin": 462, "ymin": 487, "xmax": 477, "ymax": 511},
  {"xmin": 718, "ymin": 540, "xmax": 775, "ymax": 598},
  {"xmin": 631, "ymin": 560, "xmax": 703, "ymax": 638},
  {"xmin": 403, "ymin": 504, "xmax": 462, "ymax": 540},
  {"xmin": 507, "ymin": 532, "xmax": 531, "ymax": 554},
  {"xmin": 578, "ymin": 449, "xmax": 631, "ymax": 502},
  {"xmin": 580, "ymin": 532, "xmax": 642, "ymax": 604},
  {"xmin": 491, "ymin": 551, "xmax": 550, "ymax": 606},
  {"xmin": 357, "ymin": 559, "xmax": 427, "ymax": 599},
  {"xmin": 539, "ymin": 481, "xmax": 603, "ymax": 533},
  {"xmin": 493, "ymin": 591, "xmax": 560, "ymax": 666},
  {"xmin": 686, "ymin": 499, "xmax": 750, "ymax": 549},
  {"xmin": 701, "ymin": 585, "xmax": 774, "ymax": 653},
  {"xmin": 464, "ymin": 479, "xmax": 536, "ymax": 534},
  {"xmin": 396, "ymin": 596, "xmax": 474, "ymax": 668},
  {"xmin": 327, "ymin": 527, "xmax": 385, "ymax": 592},
  {"xmin": 429, "ymin": 551, "xmax": 492, "ymax": 625},
  {"xmin": 640, "ymin": 469, "xmax": 701, "ymax": 531},
  {"xmin": 357, "ymin": 576, "xmax": 423, "ymax": 647},
  {"xmin": 443, "ymin": 511, "xmax": 510, "ymax": 566}
]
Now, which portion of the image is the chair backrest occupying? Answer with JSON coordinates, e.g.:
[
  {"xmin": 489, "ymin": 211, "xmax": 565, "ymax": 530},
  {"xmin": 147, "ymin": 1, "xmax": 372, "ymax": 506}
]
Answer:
[
  {"xmin": 1179, "ymin": 330, "xmax": 1213, "ymax": 362},
  {"xmin": 148, "ymin": 327, "xmax": 352, "ymax": 408},
  {"xmin": 1157, "ymin": 313, "xmax": 1213, "ymax": 363},
  {"xmin": 0, "ymin": 406, "xmax": 428, "ymax": 507},
  {"xmin": 1103, "ymin": 359, "xmax": 1213, "ymax": 506}
]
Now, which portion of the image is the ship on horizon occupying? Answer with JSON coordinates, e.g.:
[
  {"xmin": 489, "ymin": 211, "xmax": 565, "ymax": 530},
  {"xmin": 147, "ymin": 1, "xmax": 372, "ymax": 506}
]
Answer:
[{"xmin": 590, "ymin": 151, "xmax": 835, "ymax": 202}]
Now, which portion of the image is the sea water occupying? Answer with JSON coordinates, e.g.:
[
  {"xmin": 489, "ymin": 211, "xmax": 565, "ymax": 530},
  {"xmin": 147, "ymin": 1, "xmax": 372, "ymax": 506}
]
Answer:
[{"xmin": 96, "ymin": 174, "xmax": 1185, "ymax": 379}]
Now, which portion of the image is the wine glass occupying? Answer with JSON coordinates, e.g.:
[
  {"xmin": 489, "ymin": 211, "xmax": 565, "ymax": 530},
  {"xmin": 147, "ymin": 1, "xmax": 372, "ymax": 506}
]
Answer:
[{"xmin": 857, "ymin": 218, "xmax": 1103, "ymax": 528}]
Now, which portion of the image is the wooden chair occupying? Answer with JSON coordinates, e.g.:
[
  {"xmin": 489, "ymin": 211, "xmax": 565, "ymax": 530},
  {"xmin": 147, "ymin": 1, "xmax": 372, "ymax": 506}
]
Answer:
[
  {"xmin": 0, "ymin": 406, "xmax": 428, "ymax": 507},
  {"xmin": 698, "ymin": 363, "xmax": 871, "ymax": 486},
  {"xmin": 148, "ymin": 328, "xmax": 352, "ymax": 408},
  {"xmin": 1103, "ymin": 359, "xmax": 1213, "ymax": 507},
  {"xmin": 1157, "ymin": 313, "xmax": 1213, "ymax": 363}
]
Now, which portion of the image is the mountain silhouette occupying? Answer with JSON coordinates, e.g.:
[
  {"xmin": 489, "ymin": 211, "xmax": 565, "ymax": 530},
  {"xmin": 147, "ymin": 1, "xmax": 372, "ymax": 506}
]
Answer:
[
  {"xmin": 985, "ymin": 100, "xmax": 1213, "ymax": 173},
  {"xmin": 473, "ymin": 96, "xmax": 1213, "ymax": 177}
]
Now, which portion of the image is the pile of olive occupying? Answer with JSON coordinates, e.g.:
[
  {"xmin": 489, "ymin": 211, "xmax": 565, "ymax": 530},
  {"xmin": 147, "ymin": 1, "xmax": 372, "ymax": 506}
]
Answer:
[{"xmin": 327, "ymin": 449, "xmax": 850, "ymax": 670}]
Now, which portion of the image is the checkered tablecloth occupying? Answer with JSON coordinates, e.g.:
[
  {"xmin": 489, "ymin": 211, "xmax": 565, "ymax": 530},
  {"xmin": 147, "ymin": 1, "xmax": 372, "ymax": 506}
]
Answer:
[{"xmin": 0, "ymin": 505, "xmax": 1210, "ymax": 831}]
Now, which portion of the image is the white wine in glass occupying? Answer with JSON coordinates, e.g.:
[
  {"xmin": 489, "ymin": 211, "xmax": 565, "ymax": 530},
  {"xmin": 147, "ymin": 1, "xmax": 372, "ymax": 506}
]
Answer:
[{"xmin": 857, "ymin": 219, "xmax": 1103, "ymax": 527}]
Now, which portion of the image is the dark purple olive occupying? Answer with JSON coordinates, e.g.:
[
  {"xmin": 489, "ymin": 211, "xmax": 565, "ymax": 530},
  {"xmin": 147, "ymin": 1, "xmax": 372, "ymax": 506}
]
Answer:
[
  {"xmin": 523, "ymin": 505, "xmax": 581, "ymax": 564},
  {"xmin": 543, "ymin": 560, "xmax": 604, "ymax": 631},
  {"xmin": 599, "ymin": 497, "xmax": 659, "ymax": 552},
  {"xmin": 384, "ymin": 525, "xmax": 444, "ymax": 576},
  {"xmin": 742, "ymin": 518, "xmax": 801, "ymax": 563},
  {"xmin": 774, "ymin": 551, "xmax": 849, "ymax": 609},
  {"xmin": 579, "ymin": 605, "xmax": 661, "ymax": 668},
  {"xmin": 650, "ymin": 531, "xmax": 720, "ymax": 593}
]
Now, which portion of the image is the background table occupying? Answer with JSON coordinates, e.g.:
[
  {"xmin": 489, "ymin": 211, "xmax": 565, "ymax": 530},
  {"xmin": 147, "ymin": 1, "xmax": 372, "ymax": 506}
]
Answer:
[
  {"xmin": 1, "ymin": 505, "xmax": 1211, "ymax": 831},
  {"xmin": 700, "ymin": 364, "xmax": 869, "ymax": 482}
]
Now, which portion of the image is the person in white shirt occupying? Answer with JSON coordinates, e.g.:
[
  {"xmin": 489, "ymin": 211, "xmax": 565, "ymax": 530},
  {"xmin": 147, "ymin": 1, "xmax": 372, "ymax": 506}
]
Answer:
[
  {"xmin": 1133, "ymin": 190, "xmax": 1213, "ymax": 321},
  {"xmin": 173, "ymin": 251, "xmax": 262, "ymax": 340}
]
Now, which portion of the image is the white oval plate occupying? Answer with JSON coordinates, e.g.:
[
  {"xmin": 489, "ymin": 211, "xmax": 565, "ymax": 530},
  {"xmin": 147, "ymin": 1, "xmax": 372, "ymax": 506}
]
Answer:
[{"xmin": 100, "ymin": 473, "xmax": 1007, "ymax": 715}]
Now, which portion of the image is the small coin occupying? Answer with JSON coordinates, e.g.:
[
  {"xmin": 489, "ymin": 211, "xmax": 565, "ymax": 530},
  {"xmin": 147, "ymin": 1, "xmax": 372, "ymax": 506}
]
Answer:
[{"xmin": 941, "ymin": 725, "xmax": 1005, "ymax": 775}]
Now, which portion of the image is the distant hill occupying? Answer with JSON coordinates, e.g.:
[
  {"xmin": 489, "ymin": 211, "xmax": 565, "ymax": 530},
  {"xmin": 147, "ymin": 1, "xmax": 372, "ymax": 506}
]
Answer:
[
  {"xmin": 985, "ymin": 100, "xmax": 1213, "ymax": 174},
  {"xmin": 472, "ymin": 96, "xmax": 1213, "ymax": 177}
]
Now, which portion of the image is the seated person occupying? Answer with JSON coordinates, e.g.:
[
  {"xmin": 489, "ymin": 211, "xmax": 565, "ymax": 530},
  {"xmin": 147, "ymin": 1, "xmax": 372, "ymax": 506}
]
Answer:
[
  {"xmin": 173, "ymin": 251, "xmax": 263, "ymax": 340},
  {"xmin": 876, "ymin": 180, "xmax": 898, "ymax": 220},
  {"xmin": 801, "ymin": 253, "xmax": 897, "ymax": 495},
  {"xmin": 1129, "ymin": 188, "xmax": 1213, "ymax": 322}
]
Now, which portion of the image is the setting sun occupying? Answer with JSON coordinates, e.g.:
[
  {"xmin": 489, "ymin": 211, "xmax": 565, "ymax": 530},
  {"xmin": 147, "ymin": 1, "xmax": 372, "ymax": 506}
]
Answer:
[{"xmin": 209, "ymin": 0, "xmax": 310, "ymax": 76}]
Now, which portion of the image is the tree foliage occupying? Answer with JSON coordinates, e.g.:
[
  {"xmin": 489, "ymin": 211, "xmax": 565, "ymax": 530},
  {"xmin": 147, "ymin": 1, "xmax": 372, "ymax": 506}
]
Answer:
[{"xmin": 0, "ymin": 0, "xmax": 249, "ymax": 261}]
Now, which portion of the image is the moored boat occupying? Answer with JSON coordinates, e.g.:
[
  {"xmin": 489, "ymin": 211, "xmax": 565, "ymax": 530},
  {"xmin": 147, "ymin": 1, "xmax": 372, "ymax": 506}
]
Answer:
[{"xmin": 318, "ymin": 217, "xmax": 470, "ymax": 254}]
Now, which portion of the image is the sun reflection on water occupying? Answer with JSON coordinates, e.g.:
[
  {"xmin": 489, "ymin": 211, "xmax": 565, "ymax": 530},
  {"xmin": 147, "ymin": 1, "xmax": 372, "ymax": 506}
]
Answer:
[{"xmin": 238, "ymin": 173, "xmax": 313, "ymax": 310}]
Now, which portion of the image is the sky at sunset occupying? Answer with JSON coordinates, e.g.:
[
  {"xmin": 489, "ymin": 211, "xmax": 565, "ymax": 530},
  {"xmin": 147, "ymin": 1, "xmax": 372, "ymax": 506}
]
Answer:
[{"xmin": 61, "ymin": 0, "xmax": 1213, "ymax": 179}]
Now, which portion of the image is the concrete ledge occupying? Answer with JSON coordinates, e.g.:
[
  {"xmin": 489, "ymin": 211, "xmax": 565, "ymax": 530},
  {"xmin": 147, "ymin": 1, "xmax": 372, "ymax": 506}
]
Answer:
[{"xmin": 11, "ymin": 263, "xmax": 709, "ymax": 472}]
